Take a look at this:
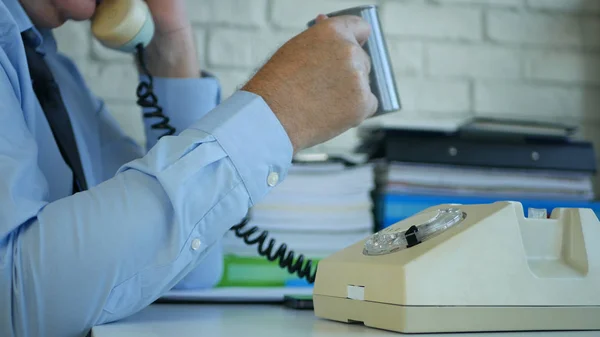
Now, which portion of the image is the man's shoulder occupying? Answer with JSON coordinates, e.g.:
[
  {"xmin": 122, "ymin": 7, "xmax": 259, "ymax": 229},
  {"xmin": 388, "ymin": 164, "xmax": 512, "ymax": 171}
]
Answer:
[
  {"xmin": 0, "ymin": 1, "xmax": 25, "ymax": 67},
  {"xmin": 0, "ymin": 1, "xmax": 31, "ymax": 100},
  {"xmin": 0, "ymin": 0, "xmax": 25, "ymax": 43}
]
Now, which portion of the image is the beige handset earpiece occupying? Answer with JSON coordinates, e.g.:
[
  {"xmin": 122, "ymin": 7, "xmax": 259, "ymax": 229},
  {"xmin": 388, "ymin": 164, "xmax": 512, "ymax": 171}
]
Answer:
[
  {"xmin": 91, "ymin": 0, "xmax": 155, "ymax": 53},
  {"xmin": 92, "ymin": 1, "xmax": 176, "ymax": 137}
]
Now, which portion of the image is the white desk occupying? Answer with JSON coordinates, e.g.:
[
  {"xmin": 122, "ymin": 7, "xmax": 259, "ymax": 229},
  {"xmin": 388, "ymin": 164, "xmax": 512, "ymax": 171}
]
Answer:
[{"xmin": 91, "ymin": 303, "xmax": 599, "ymax": 337}]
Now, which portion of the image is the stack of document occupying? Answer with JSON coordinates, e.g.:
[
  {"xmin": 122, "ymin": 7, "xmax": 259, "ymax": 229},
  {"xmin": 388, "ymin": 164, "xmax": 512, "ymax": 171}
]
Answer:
[
  {"xmin": 380, "ymin": 162, "xmax": 595, "ymax": 201},
  {"xmin": 375, "ymin": 161, "xmax": 599, "ymax": 230},
  {"xmin": 219, "ymin": 161, "xmax": 375, "ymax": 288},
  {"xmin": 357, "ymin": 121, "xmax": 599, "ymax": 231}
]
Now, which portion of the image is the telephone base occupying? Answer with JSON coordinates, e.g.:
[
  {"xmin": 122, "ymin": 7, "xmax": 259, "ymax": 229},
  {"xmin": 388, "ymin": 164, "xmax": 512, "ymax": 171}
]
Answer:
[
  {"xmin": 314, "ymin": 294, "xmax": 600, "ymax": 333},
  {"xmin": 312, "ymin": 202, "xmax": 600, "ymax": 333}
]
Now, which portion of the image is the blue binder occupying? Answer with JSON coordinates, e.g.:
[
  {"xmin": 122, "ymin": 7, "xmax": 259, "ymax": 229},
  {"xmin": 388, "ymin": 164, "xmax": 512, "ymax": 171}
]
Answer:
[{"xmin": 377, "ymin": 193, "xmax": 600, "ymax": 229}]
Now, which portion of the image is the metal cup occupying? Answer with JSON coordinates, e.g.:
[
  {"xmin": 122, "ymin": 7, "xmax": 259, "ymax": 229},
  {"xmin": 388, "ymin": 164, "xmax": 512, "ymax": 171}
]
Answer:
[{"xmin": 308, "ymin": 5, "xmax": 401, "ymax": 116}]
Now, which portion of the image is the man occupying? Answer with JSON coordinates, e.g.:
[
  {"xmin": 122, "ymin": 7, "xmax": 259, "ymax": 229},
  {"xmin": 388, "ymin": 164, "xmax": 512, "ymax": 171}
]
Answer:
[{"xmin": 0, "ymin": 0, "xmax": 377, "ymax": 336}]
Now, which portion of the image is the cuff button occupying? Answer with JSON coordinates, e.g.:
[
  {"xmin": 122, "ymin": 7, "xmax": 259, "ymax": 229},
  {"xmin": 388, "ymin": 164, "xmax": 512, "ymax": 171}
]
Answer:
[
  {"xmin": 191, "ymin": 238, "xmax": 201, "ymax": 251},
  {"xmin": 267, "ymin": 171, "xmax": 279, "ymax": 187}
]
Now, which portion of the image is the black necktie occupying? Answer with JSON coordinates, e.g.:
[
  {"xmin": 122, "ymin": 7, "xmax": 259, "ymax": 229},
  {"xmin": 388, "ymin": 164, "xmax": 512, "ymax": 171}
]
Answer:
[{"xmin": 22, "ymin": 31, "xmax": 88, "ymax": 193}]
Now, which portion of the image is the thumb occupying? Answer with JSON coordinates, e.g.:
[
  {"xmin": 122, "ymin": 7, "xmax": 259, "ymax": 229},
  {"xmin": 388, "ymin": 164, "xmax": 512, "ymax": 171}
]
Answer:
[{"xmin": 331, "ymin": 15, "xmax": 372, "ymax": 46}]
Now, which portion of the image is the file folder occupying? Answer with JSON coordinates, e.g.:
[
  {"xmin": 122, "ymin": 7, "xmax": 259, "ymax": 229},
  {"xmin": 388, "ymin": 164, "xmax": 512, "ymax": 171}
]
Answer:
[{"xmin": 360, "ymin": 128, "xmax": 596, "ymax": 173}]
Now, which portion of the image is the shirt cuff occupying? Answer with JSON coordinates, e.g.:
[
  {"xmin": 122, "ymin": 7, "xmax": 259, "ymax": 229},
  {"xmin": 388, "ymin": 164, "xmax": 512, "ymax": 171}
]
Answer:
[
  {"xmin": 141, "ymin": 75, "xmax": 221, "ymax": 147},
  {"xmin": 188, "ymin": 90, "xmax": 294, "ymax": 205}
]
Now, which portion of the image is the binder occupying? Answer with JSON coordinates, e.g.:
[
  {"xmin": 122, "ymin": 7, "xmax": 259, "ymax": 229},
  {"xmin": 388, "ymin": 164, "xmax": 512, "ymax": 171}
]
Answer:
[
  {"xmin": 359, "ymin": 128, "xmax": 596, "ymax": 173},
  {"xmin": 376, "ymin": 193, "xmax": 600, "ymax": 229}
]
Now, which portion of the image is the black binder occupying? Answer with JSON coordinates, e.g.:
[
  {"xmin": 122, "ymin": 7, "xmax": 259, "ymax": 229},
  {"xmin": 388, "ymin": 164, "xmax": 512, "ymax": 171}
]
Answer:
[{"xmin": 358, "ymin": 128, "xmax": 596, "ymax": 173}]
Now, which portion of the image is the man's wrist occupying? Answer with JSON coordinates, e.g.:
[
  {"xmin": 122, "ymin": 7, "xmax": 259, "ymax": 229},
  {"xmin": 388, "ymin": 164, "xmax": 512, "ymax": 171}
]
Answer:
[
  {"xmin": 140, "ymin": 25, "xmax": 200, "ymax": 78},
  {"xmin": 241, "ymin": 82, "xmax": 302, "ymax": 154},
  {"xmin": 186, "ymin": 90, "xmax": 294, "ymax": 205}
]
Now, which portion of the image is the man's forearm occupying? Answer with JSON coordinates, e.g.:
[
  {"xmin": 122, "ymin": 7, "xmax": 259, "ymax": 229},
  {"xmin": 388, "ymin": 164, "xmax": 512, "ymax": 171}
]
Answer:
[{"xmin": 140, "ymin": 25, "xmax": 200, "ymax": 78}]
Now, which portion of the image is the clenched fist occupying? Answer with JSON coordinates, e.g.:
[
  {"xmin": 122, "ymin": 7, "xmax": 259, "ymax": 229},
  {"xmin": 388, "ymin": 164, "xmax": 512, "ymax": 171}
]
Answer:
[{"xmin": 242, "ymin": 15, "xmax": 378, "ymax": 153}]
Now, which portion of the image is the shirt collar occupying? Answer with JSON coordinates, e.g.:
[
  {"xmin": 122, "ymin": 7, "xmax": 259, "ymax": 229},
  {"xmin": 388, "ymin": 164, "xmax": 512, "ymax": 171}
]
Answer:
[{"xmin": 4, "ymin": 0, "xmax": 46, "ymax": 50}]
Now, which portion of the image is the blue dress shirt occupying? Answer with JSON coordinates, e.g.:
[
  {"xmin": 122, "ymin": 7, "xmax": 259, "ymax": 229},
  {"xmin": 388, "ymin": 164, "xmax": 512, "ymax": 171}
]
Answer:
[{"xmin": 0, "ymin": 1, "xmax": 293, "ymax": 336}]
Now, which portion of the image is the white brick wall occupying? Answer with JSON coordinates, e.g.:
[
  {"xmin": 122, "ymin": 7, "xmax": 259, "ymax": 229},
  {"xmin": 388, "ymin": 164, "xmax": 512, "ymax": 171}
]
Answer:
[
  {"xmin": 487, "ymin": 11, "xmax": 596, "ymax": 47},
  {"xmin": 426, "ymin": 44, "xmax": 520, "ymax": 79},
  {"xmin": 52, "ymin": 0, "xmax": 600, "ymax": 157},
  {"xmin": 382, "ymin": 3, "xmax": 482, "ymax": 40},
  {"xmin": 526, "ymin": 0, "xmax": 600, "ymax": 13}
]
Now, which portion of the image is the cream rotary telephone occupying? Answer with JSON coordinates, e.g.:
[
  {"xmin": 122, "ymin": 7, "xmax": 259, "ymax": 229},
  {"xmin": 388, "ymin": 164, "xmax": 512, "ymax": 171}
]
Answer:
[{"xmin": 312, "ymin": 201, "xmax": 600, "ymax": 334}]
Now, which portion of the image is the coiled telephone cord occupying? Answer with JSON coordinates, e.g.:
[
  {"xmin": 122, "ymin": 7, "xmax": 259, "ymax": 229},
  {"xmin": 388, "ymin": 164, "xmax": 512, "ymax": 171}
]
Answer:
[
  {"xmin": 231, "ymin": 217, "xmax": 318, "ymax": 284},
  {"xmin": 135, "ymin": 44, "xmax": 176, "ymax": 138},
  {"xmin": 132, "ymin": 46, "xmax": 316, "ymax": 284}
]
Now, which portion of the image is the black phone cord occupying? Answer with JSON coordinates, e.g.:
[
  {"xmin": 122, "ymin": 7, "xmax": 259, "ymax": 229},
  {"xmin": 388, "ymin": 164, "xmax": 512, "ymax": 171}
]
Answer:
[
  {"xmin": 133, "ymin": 45, "xmax": 316, "ymax": 284},
  {"xmin": 135, "ymin": 44, "xmax": 176, "ymax": 138},
  {"xmin": 231, "ymin": 217, "xmax": 318, "ymax": 284}
]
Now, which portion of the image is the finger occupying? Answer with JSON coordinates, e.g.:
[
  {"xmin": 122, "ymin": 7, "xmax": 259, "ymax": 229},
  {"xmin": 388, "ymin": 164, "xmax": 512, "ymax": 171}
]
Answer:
[
  {"xmin": 350, "ymin": 45, "xmax": 371, "ymax": 81},
  {"xmin": 361, "ymin": 80, "xmax": 378, "ymax": 118},
  {"xmin": 366, "ymin": 92, "xmax": 379, "ymax": 117},
  {"xmin": 358, "ymin": 47, "xmax": 372, "ymax": 77},
  {"xmin": 331, "ymin": 15, "xmax": 372, "ymax": 46},
  {"xmin": 356, "ymin": 67, "xmax": 378, "ymax": 118}
]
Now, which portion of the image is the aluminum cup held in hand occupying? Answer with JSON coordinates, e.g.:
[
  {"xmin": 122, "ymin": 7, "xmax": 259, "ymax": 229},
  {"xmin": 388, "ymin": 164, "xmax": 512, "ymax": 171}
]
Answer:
[{"xmin": 308, "ymin": 5, "xmax": 401, "ymax": 116}]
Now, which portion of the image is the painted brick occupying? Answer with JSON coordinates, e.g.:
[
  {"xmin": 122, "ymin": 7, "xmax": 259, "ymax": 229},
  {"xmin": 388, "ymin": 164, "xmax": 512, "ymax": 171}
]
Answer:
[
  {"xmin": 382, "ymin": 3, "xmax": 482, "ymax": 40},
  {"xmin": 526, "ymin": 0, "xmax": 600, "ymax": 13},
  {"xmin": 52, "ymin": 21, "xmax": 91, "ymax": 59},
  {"xmin": 206, "ymin": 68, "xmax": 254, "ymax": 99},
  {"xmin": 396, "ymin": 78, "xmax": 470, "ymax": 113},
  {"xmin": 582, "ymin": 19, "xmax": 600, "ymax": 48},
  {"xmin": 525, "ymin": 51, "xmax": 600, "ymax": 84},
  {"xmin": 271, "ymin": 0, "xmax": 367, "ymax": 29},
  {"xmin": 427, "ymin": 43, "xmax": 520, "ymax": 79},
  {"xmin": 487, "ymin": 11, "xmax": 585, "ymax": 47},
  {"xmin": 82, "ymin": 63, "xmax": 138, "ymax": 102},
  {"xmin": 187, "ymin": 0, "xmax": 268, "ymax": 27},
  {"xmin": 435, "ymin": 0, "xmax": 522, "ymax": 7},
  {"xmin": 107, "ymin": 103, "xmax": 146, "ymax": 147},
  {"xmin": 474, "ymin": 82, "xmax": 600, "ymax": 121},
  {"xmin": 387, "ymin": 40, "xmax": 423, "ymax": 76},
  {"xmin": 208, "ymin": 29, "xmax": 294, "ymax": 68}
]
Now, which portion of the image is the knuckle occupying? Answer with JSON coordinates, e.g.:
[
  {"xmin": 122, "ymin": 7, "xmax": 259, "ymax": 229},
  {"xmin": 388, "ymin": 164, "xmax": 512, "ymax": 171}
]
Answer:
[
  {"xmin": 362, "ymin": 51, "xmax": 372, "ymax": 72},
  {"xmin": 348, "ymin": 43, "xmax": 362, "ymax": 59},
  {"xmin": 345, "ymin": 44, "xmax": 370, "ymax": 72},
  {"xmin": 317, "ymin": 19, "xmax": 339, "ymax": 38},
  {"xmin": 338, "ymin": 42, "xmax": 355, "ymax": 60},
  {"xmin": 350, "ymin": 69, "xmax": 364, "ymax": 85}
]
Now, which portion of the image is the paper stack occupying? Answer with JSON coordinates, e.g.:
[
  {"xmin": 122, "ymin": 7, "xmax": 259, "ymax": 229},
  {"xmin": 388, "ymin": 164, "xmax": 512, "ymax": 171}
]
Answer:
[
  {"xmin": 357, "ymin": 122, "xmax": 600, "ymax": 231},
  {"xmin": 376, "ymin": 162, "xmax": 600, "ymax": 229},
  {"xmin": 381, "ymin": 162, "xmax": 595, "ymax": 201},
  {"xmin": 218, "ymin": 161, "xmax": 375, "ymax": 288}
]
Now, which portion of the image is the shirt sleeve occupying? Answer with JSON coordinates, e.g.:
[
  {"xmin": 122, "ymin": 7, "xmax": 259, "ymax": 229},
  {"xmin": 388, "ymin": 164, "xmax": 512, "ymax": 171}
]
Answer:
[
  {"xmin": 2, "ymin": 64, "xmax": 293, "ymax": 337},
  {"xmin": 141, "ymin": 74, "xmax": 221, "ymax": 150},
  {"xmin": 98, "ymin": 73, "xmax": 225, "ymax": 291}
]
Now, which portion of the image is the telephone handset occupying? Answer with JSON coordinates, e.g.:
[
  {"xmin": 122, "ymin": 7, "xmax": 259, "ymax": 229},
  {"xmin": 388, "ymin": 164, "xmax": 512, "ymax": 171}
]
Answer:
[
  {"xmin": 89, "ymin": 0, "xmax": 317, "ymax": 283},
  {"xmin": 91, "ymin": 0, "xmax": 154, "ymax": 53},
  {"xmin": 90, "ymin": 0, "xmax": 175, "ymax": 137}
]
